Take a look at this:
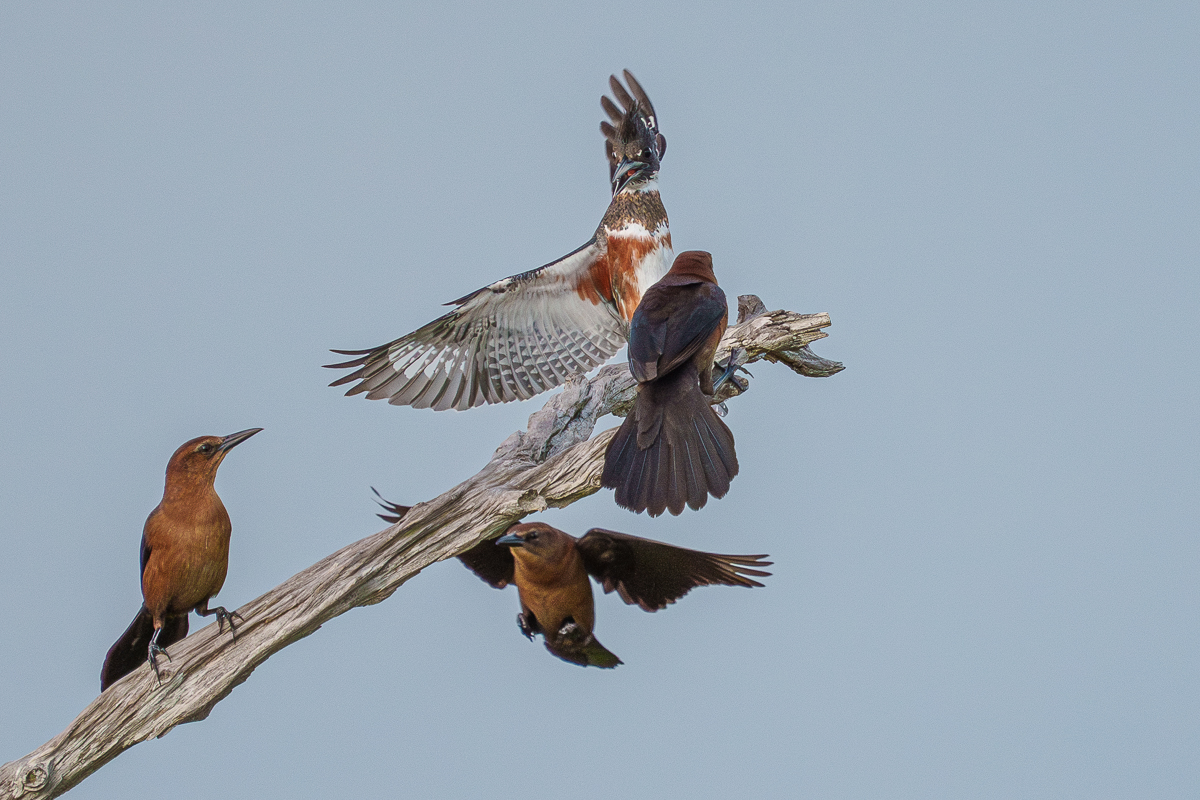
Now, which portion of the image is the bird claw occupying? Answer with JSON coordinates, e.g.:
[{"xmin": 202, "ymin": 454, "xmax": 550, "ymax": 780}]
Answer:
[
  {"xmin": 147, "ymin": 643, "xmax": 171, "ymax": 683},
  {"xmin": 214, "ymin": 608, "xmax": 244, "ymax": 640},
  {"xmin": 713, "ymin": 348, "xmax": 750, "ymax": 391},
  {"xmin": 517, "ymin": 613, "xmax": 535, "ymax": 641}
]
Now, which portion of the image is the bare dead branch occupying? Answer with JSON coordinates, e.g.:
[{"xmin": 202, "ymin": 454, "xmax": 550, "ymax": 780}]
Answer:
[{"xmin": 0, "ymin": 297, "xmax": 841, "ymax": 800}]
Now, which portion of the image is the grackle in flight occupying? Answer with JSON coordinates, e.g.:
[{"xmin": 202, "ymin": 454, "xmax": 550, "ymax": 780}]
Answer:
[{"xmin": 450, "ymin": 521, "xmax": 769, "ymax": 668}]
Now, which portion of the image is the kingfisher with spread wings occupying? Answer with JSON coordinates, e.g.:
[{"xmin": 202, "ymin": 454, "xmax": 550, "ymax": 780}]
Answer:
[{"xmin": 325, "ymin": 71, "xmax": 673, "ymax": 411}]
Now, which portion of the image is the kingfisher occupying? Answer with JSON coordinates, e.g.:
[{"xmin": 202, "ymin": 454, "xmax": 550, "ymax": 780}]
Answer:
[{"xmin": 326, "ymin": 71, "xmax": 673, "ymax": 411}]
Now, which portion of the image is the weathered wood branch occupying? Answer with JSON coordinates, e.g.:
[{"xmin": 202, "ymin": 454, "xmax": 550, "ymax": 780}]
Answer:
[{"xmin": 0, "ymin": 297, "xmax": 842, "ymax": 800}]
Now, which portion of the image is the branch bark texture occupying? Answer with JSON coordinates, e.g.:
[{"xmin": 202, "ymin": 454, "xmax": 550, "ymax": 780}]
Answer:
[{"xmin": 0, "ymin": 297, "xmax": 842, "ymax": 799}]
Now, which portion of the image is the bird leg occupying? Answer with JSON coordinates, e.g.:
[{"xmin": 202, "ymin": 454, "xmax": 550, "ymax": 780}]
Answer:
[
  {"xmin": 516, "ymin": 612, "xmax": 539, "ymax": 641},
  {"xmin": 556, "ymin": 620, "xmax": 587, "ymax": 648},
  {"xmin": 195, "ymin": 601, "xmax": 243, "ymax": 641},
  {"xmin": 147, "ymin": 626, "xmax": 171, "ymax": 683},
  {"xmin": 713, "ymin": 347, "xmax": 752, "ymax": 392}
]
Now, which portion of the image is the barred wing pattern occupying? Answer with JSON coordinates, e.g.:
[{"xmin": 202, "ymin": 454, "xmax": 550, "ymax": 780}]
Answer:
[{"xmin": 326, "ymin": 241, "xmax": 627, "ymax": 411}]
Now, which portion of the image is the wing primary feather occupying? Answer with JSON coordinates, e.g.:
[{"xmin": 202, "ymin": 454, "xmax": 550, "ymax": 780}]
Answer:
[{"xmin": 324, "ymin": 232, "xmax": 626, "ymax": 408}]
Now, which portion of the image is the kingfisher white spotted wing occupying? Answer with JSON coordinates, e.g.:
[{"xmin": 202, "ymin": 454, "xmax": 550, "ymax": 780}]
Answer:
[{"xmin": 326, "ymin": 71, "xmax": 673, "ymax": 411}]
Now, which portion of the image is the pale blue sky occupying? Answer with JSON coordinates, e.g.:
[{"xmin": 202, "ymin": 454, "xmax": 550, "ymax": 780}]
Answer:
[{"xmin": 2, "ymin": 2, "xmax": 1197, "ymax": 797}]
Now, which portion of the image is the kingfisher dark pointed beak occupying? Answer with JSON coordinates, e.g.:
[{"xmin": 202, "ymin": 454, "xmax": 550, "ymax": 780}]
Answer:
[
  {"xmin": 217, "ymin": 428, "xmax": 263, "ymax": 454},
  {"xmin": 612, "ymin": 158, "xmax": 648, "ymax": 193},
  {"xmin": 496, "ymin": 532, "xmax": 525, "ymax": 547}
]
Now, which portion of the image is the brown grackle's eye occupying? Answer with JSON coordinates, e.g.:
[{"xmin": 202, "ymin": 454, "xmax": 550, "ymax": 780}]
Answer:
[
  {"xmin": 198, "ymin": 443, "xmax": 215, "ymax": 455},
  {"xmin": 525, "ymin": 531, "xmax": 538, "ymax": 541}
]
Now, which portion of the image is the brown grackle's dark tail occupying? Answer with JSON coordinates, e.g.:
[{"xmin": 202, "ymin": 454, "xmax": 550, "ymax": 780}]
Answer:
[
  {"xmin": 545, "ymin": 636, "xmax": 624, "ymax": 669},
  {"xmin": 100, "ymin": 608, "xmax": 188, "ymax": 691},
  {"xmin": 602, "ymin": 366, "xmax": 738, "ymax": 516}
]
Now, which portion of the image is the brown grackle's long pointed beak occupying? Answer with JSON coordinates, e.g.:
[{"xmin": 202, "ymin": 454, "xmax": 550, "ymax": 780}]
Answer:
[{"xmin": 217, "ymin": 428, "xmax": 263, "ymax": 454}]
